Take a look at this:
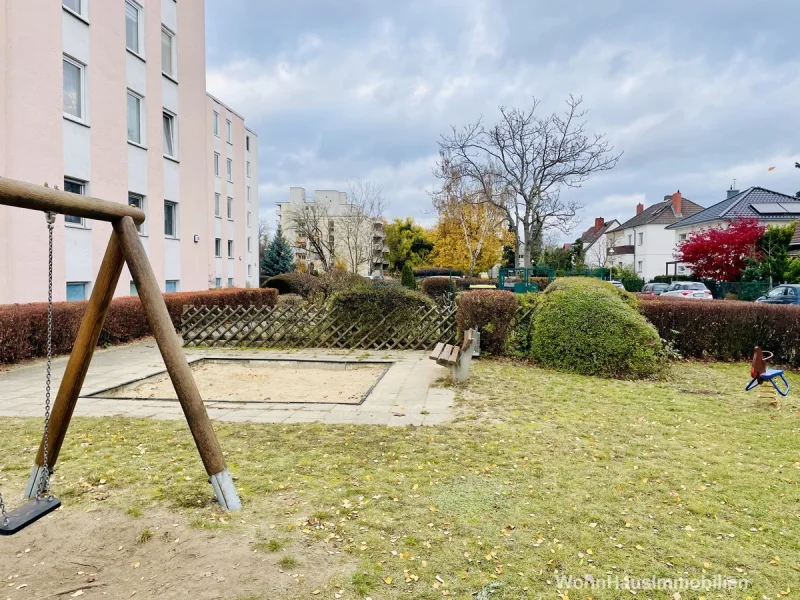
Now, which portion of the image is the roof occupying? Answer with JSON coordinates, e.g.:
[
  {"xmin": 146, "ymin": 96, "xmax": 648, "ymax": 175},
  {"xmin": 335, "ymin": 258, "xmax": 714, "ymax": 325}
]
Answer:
[
  {"xmin": 666, "ymin": 187, "xmax": 800, "ymax": 229},
  {"xmin": 790, "ymin": 221, "xmax": 800, "ymax": 250},
  {"xmin": 609, "ymin": 197, "xmax": 704, "ymax": 232},
  {"xmin": 579, "ymin": 220, "xmax": 617, "ymax": 248}
]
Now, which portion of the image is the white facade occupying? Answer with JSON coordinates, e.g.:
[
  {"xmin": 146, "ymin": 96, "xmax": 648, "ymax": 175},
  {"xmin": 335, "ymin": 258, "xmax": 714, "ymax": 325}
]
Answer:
[
  {"xmin": 580, "ymin": 218, "xmax": 620, "ymax": 268},
  {"xmin": 608, "ymin": 223, "xmax": 679, "ymax": 281},
  {"xmin": 276, "ymin": 187, "xmax": 389, "ymax": 276}
]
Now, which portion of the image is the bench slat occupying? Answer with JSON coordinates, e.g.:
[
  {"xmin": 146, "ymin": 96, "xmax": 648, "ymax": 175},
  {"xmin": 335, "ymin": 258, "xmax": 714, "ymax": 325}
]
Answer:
[
  {"xmin": 429, "ymin": 342, "xmax": 445, "ymax": 360},
  {"xmin": 436, "ymin": 344, "xmax": 455, "ymax": 366},
  {"xmin": 445, "ymin": 345, "xmax": 461, "ymax": 365}
]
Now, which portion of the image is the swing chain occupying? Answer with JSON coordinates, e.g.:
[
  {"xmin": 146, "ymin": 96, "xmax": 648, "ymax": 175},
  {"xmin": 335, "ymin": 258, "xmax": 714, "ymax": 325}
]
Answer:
[{"xmin": 37, "ymin": 212, "xmax": 56, "ymax": 500}]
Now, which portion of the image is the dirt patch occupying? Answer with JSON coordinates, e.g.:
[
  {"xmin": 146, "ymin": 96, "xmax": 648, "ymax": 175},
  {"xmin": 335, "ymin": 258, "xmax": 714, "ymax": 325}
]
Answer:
[
  {"xmin": 104, "ymin": 362, "xmax": 387, "ymax": 404},
  {"xmin": 0, "ymin": 507, "xmax": 354, "ymax": 599}
]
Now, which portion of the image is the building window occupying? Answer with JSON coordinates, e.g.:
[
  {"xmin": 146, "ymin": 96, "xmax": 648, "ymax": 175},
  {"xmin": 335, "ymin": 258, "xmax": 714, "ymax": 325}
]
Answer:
[
  {"xmin": 66, "ymin": 282, "xmax": 87, "ymax": 302},
  {"xmin": 128, "ymin": 193, "xmax": 145, "ymax": 234},
  {"xmin": 246, "ymin": 135, "xmax": 250, "ymax": 151},
  {"xmin": 227, "ymin": 240, "xmax": 234, "ymax": 258},
  {"xmin": 214, "ymin": 238, "xmax": 221, "ymax": 257},
  {"xmin": 227, "ymin": 277, "xmax": 233, "ymax": 287},
  {"xmin": 129, "ymin": 281, "xmax": 138, "ymax": 296},
  {"xmin": 215, "ymin": 277, "xmax": 221, "ymax": 289},
  {"xmin": 64, "ymin": 178, "xmax": 86, "ymax": 226},
  {"xmin": 637, "ymin": 261, "xmax": 643, "ymax": 273},
  {"xmin": 227, "ymin": 197, "xmax": 233, "ymax": 219},
  {"xmin": 247, "ymin": 264, "xmax": 252, "ymax": 277},
  {"xmin": 63, "ymin": 56, "xmax": 84, "ymax": 120},
  {"xmin": 126, "ymin": 91, "xmax": 143, "ymax": 144},
  {"xmin": 247, "ymin": 237, "xmax": 252, "ymax": 252},
  {"xmin": 213, "ymin": 111, "xmax": 219, "ymax": 136},
  {"xmin": 214, "ymin": 152, "xmax": 220, "ymax": 176},
  {"xmin": 214, "ymin": 193, "xmax": 221, "ymax": 217},
  {"xmin": 164, "ymin": 200, "xmax": 177, "ymax": 237},
  {"xmin": 163, "ymin": 111, "xmax": 176, "ymax": 158},
  {"xmin": 165, "ymin": 280, "xmax": 179, "ymax": 293},
  {"xmin": 679, "ymin": 233, "xmax": 687, "ymax": 241},
  {"xmin": 247, "ymin": 186, "xmax": 251, "ymax": 203},
  {"xmin": 247, "ymin": 211, "xmax": 252, "ymax": 227},
  {"xmin": 226, "ymin": 119, "xmax": 232, "ymax": 143},
  {"xmin": 161, "ymin": 27, "xmax": 175, "ymax": 77},
  {"xmin": 125, "ymin": 1, "xmax": 141, "ymax": 55},
  {"xmin": 627, "ymin": 234, "xmax": 632, "ymax": 245},
  {"xmin": 637, "ymin": 232, "xmax": 643, "ymax": 246},
  {"xmin": 246, "ymin": 161, "xmax": 251, "ymax": 177},
  {"xmin": 63, "ymin": 0, "xmax": 82, "ymax": 16},
  {"xmin": 226, "ymin": 158, "xmax": 233, "ymax": 182}
]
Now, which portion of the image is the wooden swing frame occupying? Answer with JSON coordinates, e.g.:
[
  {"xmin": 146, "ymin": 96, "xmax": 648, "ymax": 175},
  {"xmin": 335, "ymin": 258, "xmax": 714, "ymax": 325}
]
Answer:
[{"xmin": 0, "ymin": 177, "xmax": 241, "ymax": 510}]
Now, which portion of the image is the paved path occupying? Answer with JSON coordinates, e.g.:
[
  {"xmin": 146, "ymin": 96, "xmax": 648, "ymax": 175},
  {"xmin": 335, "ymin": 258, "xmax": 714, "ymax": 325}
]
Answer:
[{"xmin": 0, "ymin": 340, "xmax": 454, "ymax": 426}]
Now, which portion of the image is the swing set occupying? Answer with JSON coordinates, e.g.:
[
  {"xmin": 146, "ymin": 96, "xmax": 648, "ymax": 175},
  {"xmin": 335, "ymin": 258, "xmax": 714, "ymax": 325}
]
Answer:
[{"xmin": 0, "ymin": 177, "xmax": 241, "ymax": 536}]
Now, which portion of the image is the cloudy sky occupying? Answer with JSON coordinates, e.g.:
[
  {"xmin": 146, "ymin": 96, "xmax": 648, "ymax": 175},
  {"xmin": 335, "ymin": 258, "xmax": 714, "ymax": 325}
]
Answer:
[{"xmin": 205, "ymin": 0, "xmax": 799, "ymax": 241}]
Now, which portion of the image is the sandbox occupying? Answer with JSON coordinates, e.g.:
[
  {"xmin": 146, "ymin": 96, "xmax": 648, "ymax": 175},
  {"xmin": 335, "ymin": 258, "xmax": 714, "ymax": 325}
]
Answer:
[{"xmin": 88, "ymin": 358, "xmax": 392, "ymax": 405}]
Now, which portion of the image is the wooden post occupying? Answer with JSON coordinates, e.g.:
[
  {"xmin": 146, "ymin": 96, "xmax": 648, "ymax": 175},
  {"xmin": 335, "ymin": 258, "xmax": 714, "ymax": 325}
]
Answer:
[
  {"xmin": 24, "ymin": 232, "xmax": 126, "ymax": 499},
  {"xmin": 112, "ymin": 216, "xmax": 240, "ymax": 510}
]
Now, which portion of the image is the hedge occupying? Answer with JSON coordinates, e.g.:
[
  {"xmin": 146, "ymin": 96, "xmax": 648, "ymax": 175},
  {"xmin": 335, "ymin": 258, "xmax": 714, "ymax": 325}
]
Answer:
[
  {"xmin": 0, "ymin": 287, "xmax": 278, "ymax": 365},
  {"xmin": 456, "ymin": 290, "xmax": 518, "ymax": 355},
  {"xmin": 263, "ymin": 273, "xmax": 323, "ymax": 298},
  {"xmin": 420, "ymin": 277, "xmax": 469, "ymax": 300},
  {"xmin": 505, "ymin": 292, "xmax": 540, "ymax": 358},
  {"xmin": 414, "ymin": 267, "xmax": 464, "ymax": 278},
  {"xmin": 639, "ymin": 296, "xmax": 800, "ymax": 365},
  {"xmin": 531, "ymin": 278, "xmax": 664, "ymax": 379}
]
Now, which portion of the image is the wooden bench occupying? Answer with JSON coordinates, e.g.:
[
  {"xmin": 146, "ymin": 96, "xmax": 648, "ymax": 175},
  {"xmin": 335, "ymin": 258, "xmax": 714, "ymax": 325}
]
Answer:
[{"xmin": 429, "ymin": 329, "xmax": 476, "ymax": 383}]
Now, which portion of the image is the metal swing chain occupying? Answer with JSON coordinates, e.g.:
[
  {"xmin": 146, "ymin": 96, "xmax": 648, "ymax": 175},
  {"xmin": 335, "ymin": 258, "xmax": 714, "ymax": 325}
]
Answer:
[{"xmin": 37, "ymin": 212, "xmax": 56, "ymax": 500}]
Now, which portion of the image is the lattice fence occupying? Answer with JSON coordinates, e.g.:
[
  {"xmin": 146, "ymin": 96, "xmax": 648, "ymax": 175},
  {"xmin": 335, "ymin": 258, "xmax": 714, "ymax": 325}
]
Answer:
[{"xmin": 180, "ymin": 302, "xmax": 458, "ymax": 350}]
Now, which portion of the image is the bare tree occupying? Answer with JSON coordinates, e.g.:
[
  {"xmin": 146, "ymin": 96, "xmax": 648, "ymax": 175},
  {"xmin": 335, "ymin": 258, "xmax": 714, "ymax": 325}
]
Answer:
[
  {"xmin": 258, "ymin": 218, "xmax": 271, "ymax": 260},
  {"xmin": 286, "ymin": 203, "xmax": 336, "ymax": 272},
  {"xmin": 340, "ymin": 179, "xmax": 387, "ymax": 275},
  {"xmin": 438, "ymin": 95, "xmax": 621, "ymax": 267},
  {"xmin": 587, "ymin": 240, "xmax": 608, "ymax": 268}
]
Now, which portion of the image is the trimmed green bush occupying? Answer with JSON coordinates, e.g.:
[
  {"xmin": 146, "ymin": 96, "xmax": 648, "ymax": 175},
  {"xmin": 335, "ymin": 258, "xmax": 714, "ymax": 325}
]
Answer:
[
  {"xmin": 531, "ymin": 278, "xmax": 664, "ymax": 379},
  {"xmin": 318, "ymin": 271, "xmax": 366, "ymax": 299},
  {"xmin": 264, "ymin": 273, "xmax": 323, "ymax": 298},
  {"xmin": 401, "ymin": 264, "xmax": 417, "ymax": 289},
  {"xmin": 456, "ymin": 290, "xmax": 518, "ymax": 355},
  {"xmin": 420, "ymin": 277, "xmax": 469, "ymax": 300},
  {"xmin": 330, "ymin": 286, "xmax": 433, "ymax": 337}
]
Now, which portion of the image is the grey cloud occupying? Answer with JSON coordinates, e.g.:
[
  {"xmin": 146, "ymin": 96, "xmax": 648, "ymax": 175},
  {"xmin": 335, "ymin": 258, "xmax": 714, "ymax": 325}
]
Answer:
[{"xmin": 206, "ymin": 0, "xmax": 800, "ymax": 240}]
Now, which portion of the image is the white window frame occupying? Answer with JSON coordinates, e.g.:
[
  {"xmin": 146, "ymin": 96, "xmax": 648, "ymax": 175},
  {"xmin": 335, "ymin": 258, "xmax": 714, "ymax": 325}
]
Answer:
[
  {"xmin": 247, "ymin": 237, "xmax": 252, "ymax": 252},
  {"xmin": 165, "ymin": 280, "xmax": 180, "ymax": 293},
  {"xmin": 227, "ymin": 277, "xmax": 234, "ymax": 288},
  {"xmin": 227, "ymin": 240, "xmax": 234, "ymax": 258},
  {"xmin": 214, "ymin": 193, "xmax": 221, "ymax": 217},
  {"xmin": 64, "ymin": 178, "xmax": 88, "ymax": 227},
  {"xmin": 161, "ymin": 26, "xmax": 177, "ymax": 80},
  {"xmin": 162, "ymin": 110, "xmax": 178, "ymax": 159},
  {"xmin": 637, "ymin": 232, "xmax": 643, "ymax": 246},
  {"xmin": 164, "ymin": 200, "xmax": 178, "ymax": 238},
  {"xmin": 637, "ymin": 261, "xmax": 643, "ymax": 273},
  {"xmin": 226, "ymin": 158, "xmax": 233, "ymax": 182},
  {"xmin": 125, "ymin": 0, "xmax": 144, "ymax": 58},
  {"xmin": 62, "ymin": 0, "xmax": 88, "ymax": 21},
  {"xmin": 66, "ymin": 282, "xmax": 88, "ymax": 302},
  {"xmin": 215, "ymin": 238, "xmax": 222, "ymax": 257},
  {"xmin": 226, "ymin": 119, "xmax": 232, "ymax": 144},
  {"xmin": 246, "ymin": 161, "xmax": 251, "ymax": 177},
  {"xmin": 679, "ymin": 233, "xmax": 687, "ymax": 241},
  {"xmin": 214, "ymin": 152, "xmax": 220, "ymax": 177},
  {"xmin": 247, "ymin": 264, "xmax": 252, "ymax": 277},
  {"xmin": 213, "ymin": 111, "xmax": 219, "ymax": 137},
  {"xmin": 215, "ymin": 277, "xmax": 221, "ymax": 289},
  {"xmin": 126, "ymin": 90, "xmax": 144, "ymax": 146},
  {"xmin": 63, "ymin": 55, "xmax": 86, "ymax": 123},
  {"xmin": 246, "ymin": 211, "xmax": 251, "ymax": 227},
  {"xmin": 227, "ymin": 196, "xmax": 234, "ymax": 220},
  {"xmin": 247, "ymin": 186, "xmax": 251, "ymax": 203},
  {"xmin": 128, "ymin": 192, "xmax": 146, "ymax": 235},
  {"xmin": 246, "ymin": 135, "xmax": 250, "ymax": 152}
]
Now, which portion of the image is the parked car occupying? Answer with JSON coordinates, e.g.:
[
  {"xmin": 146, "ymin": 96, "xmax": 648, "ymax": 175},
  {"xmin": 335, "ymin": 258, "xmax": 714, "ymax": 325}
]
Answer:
[
  {"xmin": 660, "ymin": 282, "xmax": 713, "ymax": 299},
  {"xmin": 755, "ymin": 284, "xmax": 800, "ymax": 305},
  {"xmin": 642, "ymin": 282, "xmax": 670, "ymax": 296},
  {"xmin": 609, "ymin": 280, "xmax": 625, "ymax": 290}
]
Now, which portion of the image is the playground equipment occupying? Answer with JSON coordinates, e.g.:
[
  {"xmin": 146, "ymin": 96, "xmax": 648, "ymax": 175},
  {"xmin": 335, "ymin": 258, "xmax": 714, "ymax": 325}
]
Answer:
[
  {"xmin": 745, "ymin": 347, "xmax": 790, "ymax": 407},
  {"xmin": 498, "ymin": 267, "xmax": 554, "ymax": 293},
  {"xmin": 0, "ymin": 177, "xmax": 241, "ymax": 535}
]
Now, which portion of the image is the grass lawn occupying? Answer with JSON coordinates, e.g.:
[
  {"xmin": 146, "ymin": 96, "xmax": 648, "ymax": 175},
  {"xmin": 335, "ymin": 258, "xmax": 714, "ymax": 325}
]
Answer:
[{"xmin": 1, "ymin": 360, "xmax": 799, "ymax": 598}]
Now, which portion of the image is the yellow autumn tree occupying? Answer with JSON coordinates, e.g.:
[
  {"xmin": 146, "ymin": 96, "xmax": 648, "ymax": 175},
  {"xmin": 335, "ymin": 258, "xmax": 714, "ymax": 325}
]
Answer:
[{"xmin": 430, "ymin": 181, "xmax": 511, "ymax": 275}]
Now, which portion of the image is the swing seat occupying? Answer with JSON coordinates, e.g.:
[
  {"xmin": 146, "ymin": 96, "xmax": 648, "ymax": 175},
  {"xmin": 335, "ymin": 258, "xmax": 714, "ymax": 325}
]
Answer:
[{"xmin": 0, "ymin": 497, "xmax": 61, "ymax": 536}]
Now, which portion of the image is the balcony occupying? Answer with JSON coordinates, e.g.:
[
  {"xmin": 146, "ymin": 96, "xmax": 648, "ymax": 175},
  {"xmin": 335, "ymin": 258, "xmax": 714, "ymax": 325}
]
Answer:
[{"xmin": 608, "ymin": 245, "xmax": 634, "ymax": 256}]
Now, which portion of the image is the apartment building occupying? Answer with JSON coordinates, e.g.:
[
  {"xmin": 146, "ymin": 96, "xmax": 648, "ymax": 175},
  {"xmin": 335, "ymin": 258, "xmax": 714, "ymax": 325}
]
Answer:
[
  {"xmin": 276, "ymin": 187, "xmax": 389, "ymax": 276},
  {"xmin": 0, "ymin": 0, "xmax": 258, "ymax": 304}
]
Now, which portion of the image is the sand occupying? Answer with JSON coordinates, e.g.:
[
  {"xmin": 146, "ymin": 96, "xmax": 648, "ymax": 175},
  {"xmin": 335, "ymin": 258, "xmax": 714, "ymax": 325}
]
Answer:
[{"xmin": 105, "ymin": 361, "xmax": 386, "ymax": 404}]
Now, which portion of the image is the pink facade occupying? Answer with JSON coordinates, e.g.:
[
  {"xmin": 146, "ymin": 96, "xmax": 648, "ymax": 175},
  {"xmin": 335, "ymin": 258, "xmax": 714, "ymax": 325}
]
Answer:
[{"xmin": 0, "ymin": 0, "xmax": 258, "ymax": 305}]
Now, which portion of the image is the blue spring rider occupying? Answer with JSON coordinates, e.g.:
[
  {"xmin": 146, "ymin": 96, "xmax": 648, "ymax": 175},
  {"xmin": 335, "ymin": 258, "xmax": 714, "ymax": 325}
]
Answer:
[{"xmin": 745, "ymin": 347, "xmax": 790, "ymax": 397}]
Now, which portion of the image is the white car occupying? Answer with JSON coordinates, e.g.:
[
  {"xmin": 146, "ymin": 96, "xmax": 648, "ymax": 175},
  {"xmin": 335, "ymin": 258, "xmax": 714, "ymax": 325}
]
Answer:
[
  {"xmin": 660, "ymin": 282, "xmax": 713, "ymax": 299},
  {"xmin": 609, "ymin": 280, "xmax": 625, "ymax": 290}
]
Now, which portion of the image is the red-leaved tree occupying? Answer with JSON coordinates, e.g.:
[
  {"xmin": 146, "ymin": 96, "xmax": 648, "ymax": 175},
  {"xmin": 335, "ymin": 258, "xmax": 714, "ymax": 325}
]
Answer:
[{"xmin": 674, "ymin": 218, "xmax": 765, "ymax": 281}]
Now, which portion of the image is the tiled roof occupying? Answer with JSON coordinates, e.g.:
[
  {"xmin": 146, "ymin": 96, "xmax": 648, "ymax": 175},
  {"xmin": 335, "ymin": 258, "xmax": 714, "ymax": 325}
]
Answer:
[
  {"xmin": 666, "ymin": 187, "xmax": 800, "ymax": 229},
  {"xmin": 579, "ymin": 220, "xmax": 616, "ymax": 248},
  {"xmin": 609, "ymin": 197, "xmax": 704, "ymax": 232},
  {"xmin": 790, "ymin": 220, "xmax": 800, "ymax": 250}
]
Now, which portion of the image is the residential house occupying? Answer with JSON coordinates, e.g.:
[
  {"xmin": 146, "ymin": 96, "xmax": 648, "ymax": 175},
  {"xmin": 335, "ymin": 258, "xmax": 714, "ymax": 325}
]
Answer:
[
  {"xmin": 578, "ymin": 217, "xmax": 620, "ymax": 268},
  {"xmin": 789, "ymin": 221, "xmax": 800, "ymax": 257},
  {"xmin": 667, "ymin": 187, "xmax": 800, "ymax": 273},
  {"xmin": 607, "ymin": 191, "xmax": 703, "ymax": 281},
  {"xmin": 276, "ymin": 187, "xmax": 389, "ymax": 276}
]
